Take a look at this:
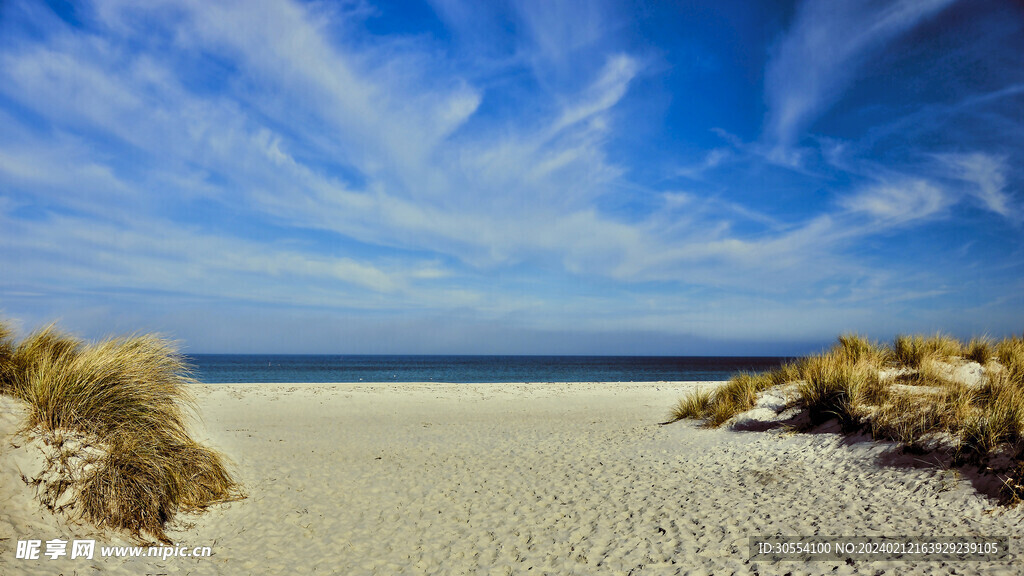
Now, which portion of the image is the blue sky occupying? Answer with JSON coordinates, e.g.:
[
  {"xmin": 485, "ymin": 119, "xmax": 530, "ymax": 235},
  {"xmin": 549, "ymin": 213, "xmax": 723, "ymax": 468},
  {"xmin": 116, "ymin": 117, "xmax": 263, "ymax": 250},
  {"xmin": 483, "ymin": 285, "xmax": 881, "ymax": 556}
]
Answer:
[{"xmin": 0, "ymin": 0, "xmax": 1022, "ymax": 355}]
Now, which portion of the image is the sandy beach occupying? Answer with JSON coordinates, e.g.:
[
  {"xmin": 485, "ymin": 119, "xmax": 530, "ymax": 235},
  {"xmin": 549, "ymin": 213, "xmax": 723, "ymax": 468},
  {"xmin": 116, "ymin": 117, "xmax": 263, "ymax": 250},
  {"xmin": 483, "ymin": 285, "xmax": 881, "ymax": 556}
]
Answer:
[{"xmin": 2, "ymin": 381, "xmax": 1023, "ymax": 575}]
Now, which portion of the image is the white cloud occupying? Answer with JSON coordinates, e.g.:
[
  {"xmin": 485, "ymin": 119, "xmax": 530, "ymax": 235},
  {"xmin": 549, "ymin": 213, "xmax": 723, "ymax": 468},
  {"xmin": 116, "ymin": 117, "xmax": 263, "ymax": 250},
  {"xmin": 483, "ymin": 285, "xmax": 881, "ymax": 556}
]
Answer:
[
  {"xmin": 0, "ymin": 0, "xmax": 926, "ymax": 303},
  {"xmin": 1, "ymin": 0, "xmax": 1019, "ymax": 351},
  {"xmin": 0, "ymin": 1, "xmax": 649, "ymax": 291},
  {"xmin": 840, "ymin": 179, "xmax": 951, "ymax": 225},
  {"xmin": 0, "ymin": 208, "xmax": 457, "ymax": 306},
  {"xmin": 551, "ymin": 54, "xmax": 639, "ymax": 134},
  {"xmin": 676, "ymin": 148, "xmax": 731, "ymax": 179},
  {"xmin": 936, "ymin": 152, "xmax": 1015, "ymax": 218},
  {"xmin": 765, "ymin": 0, "xmax": 957, "ymax": 149},
  {"xmin": 515, "ymin": 0, "xmax": 613, "ymax": 79}
]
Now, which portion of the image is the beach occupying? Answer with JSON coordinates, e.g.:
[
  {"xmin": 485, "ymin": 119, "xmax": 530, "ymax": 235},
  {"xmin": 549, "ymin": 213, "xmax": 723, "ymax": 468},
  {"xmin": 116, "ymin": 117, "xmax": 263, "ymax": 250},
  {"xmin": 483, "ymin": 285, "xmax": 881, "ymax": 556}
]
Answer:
[{"xmin": 3, "ymin": 381, "xmax": 1023, "ymax": 575}]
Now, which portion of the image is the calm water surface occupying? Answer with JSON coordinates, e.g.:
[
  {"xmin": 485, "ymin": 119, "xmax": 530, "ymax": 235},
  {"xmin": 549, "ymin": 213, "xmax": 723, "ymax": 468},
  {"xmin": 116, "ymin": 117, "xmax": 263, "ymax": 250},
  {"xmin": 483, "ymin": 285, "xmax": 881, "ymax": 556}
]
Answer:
[{"xmin": 186, "ymin": 355, "xmax": 793, "ymax": 384}]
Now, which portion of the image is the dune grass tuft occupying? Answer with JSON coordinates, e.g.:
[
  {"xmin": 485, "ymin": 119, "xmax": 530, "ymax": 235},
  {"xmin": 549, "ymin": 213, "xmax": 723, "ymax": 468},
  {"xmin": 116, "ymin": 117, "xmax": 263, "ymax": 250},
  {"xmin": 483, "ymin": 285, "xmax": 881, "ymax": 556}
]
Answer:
[
  {"xmin": 767, "ymin": 361, "xmax": 802, "ymax": 387},
  {"xmin": 868, "ymin": 391, "xmax": 943, "ymax": 446},
  {"xmin": 956, "ymin": 372, "xmax": 1024, "ymax": 463},
  {"xmin": 891, "ymin": 334, "xmax": 926, "ymax": 367},
  {"xmin": 996, "ymin": 336, "xmax": 1024, "ymax": 382},
  {"xmin": 710, "ymin": 373, "xmax": 771, "ymax": 426},
  {"xmin": 836, "ymin": 333, "xmax": 885, "ymax": 366},
  {"xmin": 669, "ymin": 372, "xmax": 778, "ymax": 427},
  {"xmin": 669, "ymin": 389, "xmax": 714, "ymax": 422},
  {"xmin": 0, "ymin": 319, "xmax": 240, "ymax": 541},
  {"xmin": 928, "ymin": 333, "xmax": 966, "ymax": 359},
  {"xmin": 0, "ymin": 320, "xmax": 15, "ymax": 395},
  {"xmin": 797, "ymin": 351, "xmax": 885, "ymax": 429},
  {"xmin": 964, "ymin": 337, "xmax": 995, "ymax": 365},
  {"xmin": 891, "ymin": 333, "xmax": 962, "ymax": 368},
  {"xmin": 17, "ymin": 331, "xmax": 194, "ymax": 438},
  {"xmin": 4, "ymin": 324, "xmax": 84, "ymax": 397},
  {"xmin": 674, "ymin": 335, "xmax": 887, "ymax": 428}
]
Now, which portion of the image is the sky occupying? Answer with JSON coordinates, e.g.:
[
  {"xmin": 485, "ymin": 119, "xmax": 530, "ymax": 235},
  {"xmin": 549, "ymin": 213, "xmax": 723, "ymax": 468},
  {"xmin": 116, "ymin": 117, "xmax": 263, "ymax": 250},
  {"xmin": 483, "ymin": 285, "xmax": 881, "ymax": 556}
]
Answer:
[{"xmin": 0, "ymin": 0, "xmax": 1022, "ymax": 355}]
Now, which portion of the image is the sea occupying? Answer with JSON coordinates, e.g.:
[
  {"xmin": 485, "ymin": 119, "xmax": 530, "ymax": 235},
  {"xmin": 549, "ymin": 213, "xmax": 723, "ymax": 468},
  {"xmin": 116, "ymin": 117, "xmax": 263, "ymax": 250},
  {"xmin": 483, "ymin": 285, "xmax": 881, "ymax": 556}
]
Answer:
[{"xmin": 185, "ymin": 355, "xmax": 792, "ymax": 384}]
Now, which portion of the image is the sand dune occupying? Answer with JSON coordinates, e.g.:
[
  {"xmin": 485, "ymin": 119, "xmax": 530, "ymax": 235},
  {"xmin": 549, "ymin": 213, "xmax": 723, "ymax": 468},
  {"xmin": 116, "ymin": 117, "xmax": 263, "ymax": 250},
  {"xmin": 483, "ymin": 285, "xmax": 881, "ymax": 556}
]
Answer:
[{"xmin": 2, "ymin": 381, "xmax": 1022, "ymax": 575}]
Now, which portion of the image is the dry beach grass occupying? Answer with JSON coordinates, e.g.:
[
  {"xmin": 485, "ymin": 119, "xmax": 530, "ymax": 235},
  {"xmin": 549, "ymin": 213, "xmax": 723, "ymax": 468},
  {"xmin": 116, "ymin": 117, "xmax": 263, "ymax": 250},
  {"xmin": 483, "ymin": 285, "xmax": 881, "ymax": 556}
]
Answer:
[
  {"xmin": 0, "ymin": 319, "xmax": 240, "ymax": 542},
  {"xmin": 671, "ymin": 332, "xmax": 1024, "ymax": 503}
]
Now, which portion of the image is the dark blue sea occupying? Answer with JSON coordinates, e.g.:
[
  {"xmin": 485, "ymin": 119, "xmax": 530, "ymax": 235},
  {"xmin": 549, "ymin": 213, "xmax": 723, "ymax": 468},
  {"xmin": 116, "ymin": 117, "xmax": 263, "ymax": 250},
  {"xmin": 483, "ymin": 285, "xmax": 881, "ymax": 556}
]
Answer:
[{"xmin": 185, "ymin": 355, "xmax": 791, "ymax": 384}]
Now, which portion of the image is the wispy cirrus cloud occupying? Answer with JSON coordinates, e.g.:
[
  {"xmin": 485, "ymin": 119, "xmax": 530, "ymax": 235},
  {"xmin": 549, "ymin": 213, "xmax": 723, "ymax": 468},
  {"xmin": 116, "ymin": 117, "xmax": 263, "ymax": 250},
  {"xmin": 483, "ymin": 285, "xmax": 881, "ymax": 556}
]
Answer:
[
  {"xmin": 764, "ymin": 0, "xmax": 958, "ymax": 151},
  {"xmin": 840, "ymin": 179, "xmax": 952, "ymax": 226},
  {"xmin": 936, "ymin": 153, "xmax": 1016, "ymax": 219},
  {"xmin": 0, "ymin": 0, "xmax": 1021, "ymax": 353},
  {"xmin": 0, "ymin": 0, "xmax": 657, "ymax": 317}
]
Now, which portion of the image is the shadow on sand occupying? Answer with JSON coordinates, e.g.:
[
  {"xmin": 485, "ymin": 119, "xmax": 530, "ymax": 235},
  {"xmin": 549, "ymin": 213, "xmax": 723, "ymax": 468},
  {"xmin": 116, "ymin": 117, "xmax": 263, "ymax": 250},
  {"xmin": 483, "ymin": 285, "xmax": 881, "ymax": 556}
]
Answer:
[{"xmin": 724, "ymin": 409, "xmax": 1012, "ymax": 503}]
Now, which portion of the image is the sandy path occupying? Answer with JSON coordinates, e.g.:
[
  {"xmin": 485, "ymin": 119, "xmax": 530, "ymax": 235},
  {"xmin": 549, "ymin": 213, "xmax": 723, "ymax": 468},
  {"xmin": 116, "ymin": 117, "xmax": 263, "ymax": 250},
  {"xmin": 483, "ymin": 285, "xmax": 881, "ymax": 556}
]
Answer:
[{"xmin": 2, "ymin": 382, "xmax": 1022, "ymax": 575}]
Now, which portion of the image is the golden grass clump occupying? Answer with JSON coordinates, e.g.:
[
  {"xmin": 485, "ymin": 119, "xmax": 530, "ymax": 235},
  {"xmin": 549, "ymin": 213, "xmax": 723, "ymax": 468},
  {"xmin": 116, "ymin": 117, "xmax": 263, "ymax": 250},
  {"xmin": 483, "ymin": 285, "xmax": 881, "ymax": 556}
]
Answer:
[
  {"xmin": 965, "ymin": 337, "xmax": 995, "ymax": 365},
  {"xmin": 891, "ymin": 334, "xmax": 926, "ymax": 367},
  {"xmin": 868, "ymin": 391, "xmax": 943, "ymax": 445},
  {"xmin": 996, "ymin": 336, "xmax": 1024, "ymax": 382},
  {"xmin": 669, "ymin": 388, "xmax": 713, "ymax": 422},
  {"xmin": 0, "ymin": 320, "xmax": 240, "ymax": 541},
  {"xmin": 891, "ymin": 333, "xmax": 962, "ymax": 368},
  {"xmin": 4, "ymin": 324, "xmax": 84, "ymax": 396},
  {"xmin": 794, "ymin": 336, "xmax": 888, "ymax": 428},
  {"xmin": 78, "ymin": 432, "xmax": 237, "ymax": 537},
  {"xmin": 797, "ymin": 351, "xmax": 883, "ymax": 429},
  {"xmin": 18, "ymin": 331, "xmax": 194, "ymax": 439},
  {"xmin": 931, "ymin": 333, "xmax": 965, "ymax": 358},
  {"xmin": 914, "ymin": 357, "xmax": 950, "ymax": 386},
  {"xmin": 835, "ymin": 333, "xmax": 885, "ymax": 366},
  {"xmin": 669, "ymin": 371, "xmax": 777, "ymax": 426},
  {"xmin": 0, "ymin": 319, "xmax": 15, "ymax": 395},
  {"xmin": 708, "ymin": 373, "xmax": 767, "ymax": 426},
  {"xmin": 768, "ymin": 361, "xmax": 802, "ymax": 387},
  {"xmin": 939, "ymin": 381, "xmax": 982, "ymax": 434},
  {"xmin": 956, "ymin": 373, "xmax": 1024, "ymax": 462}
]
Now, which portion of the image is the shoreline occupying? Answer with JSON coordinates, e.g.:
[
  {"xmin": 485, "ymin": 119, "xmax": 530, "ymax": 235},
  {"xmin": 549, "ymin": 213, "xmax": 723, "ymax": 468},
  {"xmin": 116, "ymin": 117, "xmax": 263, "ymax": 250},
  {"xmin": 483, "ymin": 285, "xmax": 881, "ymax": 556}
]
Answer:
[{"xmin": 4, "ymin": 381, "xmax": 1023, "ymax": 575}]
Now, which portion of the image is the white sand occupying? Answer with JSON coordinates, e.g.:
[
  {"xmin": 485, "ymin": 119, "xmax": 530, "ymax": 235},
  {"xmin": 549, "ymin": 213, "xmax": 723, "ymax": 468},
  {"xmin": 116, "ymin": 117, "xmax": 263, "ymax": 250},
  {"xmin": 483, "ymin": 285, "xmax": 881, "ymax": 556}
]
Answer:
[{"xmin": 2, "ymin": 381, "xmax": 1023, "ymax": 575}]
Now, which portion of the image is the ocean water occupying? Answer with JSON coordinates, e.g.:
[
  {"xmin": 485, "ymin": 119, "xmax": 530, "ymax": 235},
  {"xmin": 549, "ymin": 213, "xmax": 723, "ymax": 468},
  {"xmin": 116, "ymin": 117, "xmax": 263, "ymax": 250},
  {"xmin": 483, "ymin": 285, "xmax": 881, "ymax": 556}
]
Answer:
[{"xmin": 186, "ymin": 355, "xmax": 792, "ymax": 384}]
